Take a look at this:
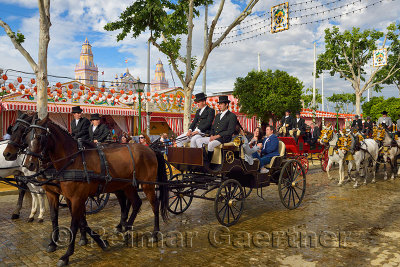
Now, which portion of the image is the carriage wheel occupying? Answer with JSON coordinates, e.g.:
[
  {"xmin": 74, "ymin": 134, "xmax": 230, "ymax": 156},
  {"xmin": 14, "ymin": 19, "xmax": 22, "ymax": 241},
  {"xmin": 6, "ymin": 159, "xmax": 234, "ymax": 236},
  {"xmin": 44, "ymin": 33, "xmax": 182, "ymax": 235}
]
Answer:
[
  {"xmin": 168, "ymin": 173, "xmax": 194, "ymax": 215},
  {"xmin": 296, "ymin": 155, "xmax": 309, "ymax": 174},
  {"xmin": 320, "ymin": 149, "xmax": 329, "ymax": 172},
  {"xmin": 278, "ymin": 160, "xmax": 306, "ymax": 210},
  {"xmin": 165, "ymin": 161, "xmax": 173, "ymax": 180},
  {"xmin": 214, "ymin": 179, "xmax": 245, "ymax": 226},
  {"xmin": 244, "ymin": 187, "xmax": 253, "ymax": 198},
  {"xmin": 85, "ymin": 193, "xmax": 110, "ymax": 214}
]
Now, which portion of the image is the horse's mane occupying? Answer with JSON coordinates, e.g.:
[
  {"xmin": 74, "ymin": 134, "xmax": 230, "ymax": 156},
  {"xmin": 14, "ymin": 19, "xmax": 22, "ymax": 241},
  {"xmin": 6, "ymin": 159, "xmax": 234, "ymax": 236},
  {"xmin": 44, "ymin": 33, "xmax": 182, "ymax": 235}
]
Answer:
[{"xmin": 47, "ymin": 119, "xmax": 74, "ymax": 139}]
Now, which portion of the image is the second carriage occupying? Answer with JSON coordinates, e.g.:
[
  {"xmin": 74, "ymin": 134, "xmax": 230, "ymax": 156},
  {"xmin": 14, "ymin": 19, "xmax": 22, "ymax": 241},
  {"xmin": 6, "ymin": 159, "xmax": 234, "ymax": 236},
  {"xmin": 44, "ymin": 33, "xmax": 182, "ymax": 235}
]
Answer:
[{"xmin": 165, "ymin": 137, "xmax": 307, "ymax": 226}]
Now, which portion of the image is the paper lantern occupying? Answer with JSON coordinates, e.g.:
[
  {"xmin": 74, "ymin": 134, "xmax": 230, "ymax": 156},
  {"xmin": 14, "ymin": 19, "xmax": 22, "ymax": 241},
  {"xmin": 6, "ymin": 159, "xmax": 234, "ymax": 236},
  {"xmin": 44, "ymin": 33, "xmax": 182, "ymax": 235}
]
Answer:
[
  {"xmin": 128, "ymin": 90, "xmax": 133, "ymax": 95},
  {"xmin": 8, "ymin": 83, "xmax": 14, "ymax": 89},
  {"xmin": 55, "ymin": 82, "xmax": 61, "ymax": 88},
  {"xmin": 68, "ymin": 84, "xmax": 73, "ymax": 89},
  {"xmin": 169, "ymin": 94, "xmax": 174, "ymax": 98},
  {"xmin": 78, "ymin": 91, "xmax": 83, "ymax": 96},
  {"xmin": 34, "ymin": 86, "xmax": 37, "ymax": 92},
  {"xmin": 107, "ymin": 94, "xmax": 112, "ymax": 99},
  {"xmin": 101, "ymin": 87, "xmax": 105, "ymax": 92},
  {"xmin": 79, "ymin": 85, "xmax": 85, "ymax": 90},
  {"xmin": 17, "ymin": 77, "xmax": 22, "ymax": 83},
  {"xmin": 110, "ymin": 89, "xmax": 115, "ymax": 94},
  {"xmin": 90, "ymin": 87, "xmax": 95, "ymax": 91},
  {"xmin": 154, "ymin": 93, "xmax": 158, "ymax": 97},
  {"xmin": 19, "ymin": 84, "xmax": 25, "ymax": 90},
  {"xmin": 30, "ymin": 78, "xmax": 35, "ymax": 84},
  {"xmin": 120, "ymin": 90, "xmax": 124, "ymax": 94},
  {"xmin": 1, "ymin": 86, "xmax": 5, "ymax": 91},
  {"xmin": 161, "ymin": 93, "xmax": 165, "ymax": 98},
  {"xmin": 2, "ymin": 75, "xmax": 7, "ymax": 81}
]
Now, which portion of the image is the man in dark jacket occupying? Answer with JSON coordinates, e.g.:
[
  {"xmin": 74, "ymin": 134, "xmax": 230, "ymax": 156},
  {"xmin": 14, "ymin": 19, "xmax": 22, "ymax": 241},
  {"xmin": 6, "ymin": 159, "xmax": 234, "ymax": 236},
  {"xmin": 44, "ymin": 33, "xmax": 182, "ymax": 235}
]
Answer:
[
  {"xmin": 253, "ymin": 125, "xmax": 280, "ymax": 173},
  {"xmin": 305, "ymin": 123, "xmax": 320, "ymax": 147},
  {"xmin": 176, "ymin": 92, "xmax": 215, "ymax": 147},
  {"xmin": 278, "ymin": 110, "xmax": 295, "ymax": 136},
  {"xmin": 363, "ymin": 116, "xmax": 374, "ymax": 137},
  {"xmin": 89, "ymin": 113, "xmax": 109, "ymax": 143},
  {"xmin": 351, "ymin": 115, "xmax": 363, "ymax": 131},
  {"xmin": 289, "ymin": 111, "xmax": 306, "ymax": 142},
  {"xmin": 196, "ymin": 95, "xmax": 237, "ymax": 160},
  {"xmin": 70, "ymin": 106, "xmax": 90, "ymax": 141}
]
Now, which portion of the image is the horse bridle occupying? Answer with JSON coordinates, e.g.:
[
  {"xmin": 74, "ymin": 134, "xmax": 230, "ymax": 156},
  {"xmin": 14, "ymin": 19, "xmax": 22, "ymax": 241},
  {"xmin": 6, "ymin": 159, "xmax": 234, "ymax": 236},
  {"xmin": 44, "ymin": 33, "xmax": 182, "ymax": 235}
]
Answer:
[
  {"xmin": 8, "ymin": 118, "xmax": 33, "ymax": 152},
  {"xmin": 25, "ymin": 124, "xmax": 51, "ymax": 161}
]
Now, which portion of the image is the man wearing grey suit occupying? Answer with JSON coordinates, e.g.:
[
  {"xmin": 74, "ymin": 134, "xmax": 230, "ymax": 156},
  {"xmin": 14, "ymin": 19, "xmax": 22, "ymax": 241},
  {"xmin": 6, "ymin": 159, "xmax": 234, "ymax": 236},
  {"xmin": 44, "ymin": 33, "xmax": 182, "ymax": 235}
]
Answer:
[{"xmin": 377, "ymin": 111, "xmax": 393, "ymax": 130}]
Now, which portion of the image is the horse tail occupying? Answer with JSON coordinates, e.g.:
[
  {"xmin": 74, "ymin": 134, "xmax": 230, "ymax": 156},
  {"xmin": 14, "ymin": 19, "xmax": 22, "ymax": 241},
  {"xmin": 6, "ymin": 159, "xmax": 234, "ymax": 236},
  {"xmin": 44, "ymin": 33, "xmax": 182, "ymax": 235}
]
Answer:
[{"xmin": 155, "ymin": 151, "xmax": 169, "ymax": 222}]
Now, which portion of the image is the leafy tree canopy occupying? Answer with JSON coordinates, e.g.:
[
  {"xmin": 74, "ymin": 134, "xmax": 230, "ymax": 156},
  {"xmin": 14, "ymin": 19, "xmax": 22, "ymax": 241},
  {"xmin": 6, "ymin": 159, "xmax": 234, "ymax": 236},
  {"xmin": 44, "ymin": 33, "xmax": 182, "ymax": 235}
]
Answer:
[
  {"xmin": 327, "ymin": 92, "xmax": 366, "ymax": 113},
  {"xmin": 233, "ymin": 70, "xmax": 303, "ymax": 123},
  {"xmin": 301, "ymin": 87, "xmax": 322, "ymax": 109},
  {"xmin": 369, "ymin": 97, "xmax": 400, "ymax": 122},
  {"xmin": 361, "ymin": 96, "xmax": 385, "ymax": 118}
]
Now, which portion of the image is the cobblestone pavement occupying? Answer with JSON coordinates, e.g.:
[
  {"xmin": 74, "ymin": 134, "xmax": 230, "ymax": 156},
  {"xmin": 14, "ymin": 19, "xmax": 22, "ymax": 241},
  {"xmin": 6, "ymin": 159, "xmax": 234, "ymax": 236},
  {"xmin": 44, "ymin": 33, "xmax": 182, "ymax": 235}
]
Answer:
[{"xmin": 2, "ymin": 167, "xmax": 400, "ymax": 266}]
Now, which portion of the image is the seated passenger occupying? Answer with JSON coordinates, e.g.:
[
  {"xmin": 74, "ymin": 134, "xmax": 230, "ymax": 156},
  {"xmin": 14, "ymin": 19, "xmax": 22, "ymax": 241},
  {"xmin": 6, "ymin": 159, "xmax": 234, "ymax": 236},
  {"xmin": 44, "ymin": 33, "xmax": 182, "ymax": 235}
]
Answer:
[
  {"xmin": 289, "ymin": 111, "xmax": 306, "ymax": 143},
  {"xmin": 232, "ymin": 122, "xmax": 259, "ymax": 165},
  {"xmin": 253, "ymin": 125, "xmax": 280, "ymax": 173},
  {"xmin": 196, "ymin": 95, "xmax": 237, "ymax": 161}
]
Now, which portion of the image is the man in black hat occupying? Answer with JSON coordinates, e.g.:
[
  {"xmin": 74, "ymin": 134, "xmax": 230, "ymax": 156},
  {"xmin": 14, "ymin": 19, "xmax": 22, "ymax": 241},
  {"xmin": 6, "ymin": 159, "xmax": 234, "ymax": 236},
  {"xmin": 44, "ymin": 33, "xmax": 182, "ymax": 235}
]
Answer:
[
  {"xmin": 70, "ymin": 106, "xmax": 90, "ymax": 141},
  {"xmin": 176, "ymin": 92, "xmax": 215, "ymax": 148},
  {"xmin": 196, "ymin": 95, "xmax": 237, "ymax": 161},
  {"xmin": 377, "ymin": 111, "xmax": 392, "ymax": 130},
  {"xmin": 89, "ymin": 113, "xmax": 109, "ymax": 143},
  {"xmin": 363, "ymin": 116, "xmax": 374, "ymax": 137},
  {"xmin": 278, "ymin": 109, "xmax": 295, "ymax": 137},
  {"xmin": 351, "ymin": 115, "xmax": 363, "ymax": 131},
  {"xmin": 289, "ymin": 111, "xmax": 306, "ymax": 142}
]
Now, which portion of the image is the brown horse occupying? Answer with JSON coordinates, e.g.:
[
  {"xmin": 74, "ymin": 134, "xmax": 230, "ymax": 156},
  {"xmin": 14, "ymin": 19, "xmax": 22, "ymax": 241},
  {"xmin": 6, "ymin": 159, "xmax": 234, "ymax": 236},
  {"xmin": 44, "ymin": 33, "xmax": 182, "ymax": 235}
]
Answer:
[
  {"xmin": 23, "ymin": 115, "xmax": 168, "ymax": 266},
  {"xmin": 4, "ymin": 112, "xmax": 132, "ymax": 253}
]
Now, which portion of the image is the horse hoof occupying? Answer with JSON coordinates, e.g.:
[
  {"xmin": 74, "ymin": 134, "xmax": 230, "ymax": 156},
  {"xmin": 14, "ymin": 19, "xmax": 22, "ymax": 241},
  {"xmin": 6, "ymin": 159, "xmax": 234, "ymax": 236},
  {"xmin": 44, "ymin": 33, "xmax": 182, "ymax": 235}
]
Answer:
[
  {"xmin": 27, "ymin": 218, "xmax": 34, "ymax": 223},
  {"xmin": 47, "ymin": 244, "xmax": 57, "ymax": 253},
  {"xmin": 57, "ymin": 259, "xmax": 69, "ymax": 267},
  {"xmin": 11, "ymin": 214, "xmax": 20, "ymax": 220},
  {"xmin": 79, "ymin": 239, "xmax": 88, "ymax": 246},
  {"xmin": 37, "ymin": 218, "xmax": 44, "ymax": 223},
  {"xmin": 100, "ymin": 240, "xmax": 110, "ymax": 251}
]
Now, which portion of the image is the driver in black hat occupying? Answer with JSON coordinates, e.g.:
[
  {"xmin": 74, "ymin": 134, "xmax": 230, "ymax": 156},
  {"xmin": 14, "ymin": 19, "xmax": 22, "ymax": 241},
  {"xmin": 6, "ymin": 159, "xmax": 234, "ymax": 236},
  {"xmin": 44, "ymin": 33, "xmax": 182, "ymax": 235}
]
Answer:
[
  {"xmin": 351, "ymin": 115, "xmax": 363, "ymax": 131},
  {"xmin": 377, "ymin": 111, "xmax": 392, "ymax": 130},
  {"xmin": 89, "ymin": 113, "xmax": 109, "ymax": 143},
  {"xmin": 70, "ymin": 106, "xmax": 90, "ymax": 141},
  {"xmin": 176, "ymin": 92, "xmax": 215, "ymax": 148},
  {"xmin": 196, "ymin": 95, "xmax": 237, "ymax": 161},
  {"xmin": 278, "ymin": 109, "xmax": 295, "ymax": 137}
]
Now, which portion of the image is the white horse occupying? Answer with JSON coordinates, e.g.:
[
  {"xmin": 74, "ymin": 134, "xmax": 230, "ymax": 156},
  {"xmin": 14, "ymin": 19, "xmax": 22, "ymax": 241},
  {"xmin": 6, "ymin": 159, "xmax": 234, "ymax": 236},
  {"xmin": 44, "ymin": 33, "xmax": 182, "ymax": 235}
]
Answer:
[
  {"xmin": 379, "ymin": 130, "xmax": 400, "ymax": 180},
  {"xmin": 348, "ymin": 136, "xmax": 379, "ymax": 188},
  {"xmin": 319, "ymin": 129, "xmax": 348, "ymax": 185},
  {"xmin": 0, "ymin": 141, "xmax": 46, "ymax": 222}
]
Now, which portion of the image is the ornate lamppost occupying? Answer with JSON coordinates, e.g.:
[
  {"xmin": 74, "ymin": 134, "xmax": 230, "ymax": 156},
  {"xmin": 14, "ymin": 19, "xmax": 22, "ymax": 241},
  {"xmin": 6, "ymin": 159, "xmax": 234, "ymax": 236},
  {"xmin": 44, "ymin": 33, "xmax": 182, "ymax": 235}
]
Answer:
[{"xmin": 134, "ymin": 80, "xmax": 146, "ymax": 135}]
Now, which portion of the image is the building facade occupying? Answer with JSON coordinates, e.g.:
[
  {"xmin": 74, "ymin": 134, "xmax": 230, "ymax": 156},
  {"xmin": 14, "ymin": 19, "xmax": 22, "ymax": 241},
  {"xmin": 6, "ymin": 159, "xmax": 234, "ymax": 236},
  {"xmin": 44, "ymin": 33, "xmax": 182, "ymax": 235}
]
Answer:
[{"xmin": 75, "ymin": 38, "xmax": 98, "ymax": 87}]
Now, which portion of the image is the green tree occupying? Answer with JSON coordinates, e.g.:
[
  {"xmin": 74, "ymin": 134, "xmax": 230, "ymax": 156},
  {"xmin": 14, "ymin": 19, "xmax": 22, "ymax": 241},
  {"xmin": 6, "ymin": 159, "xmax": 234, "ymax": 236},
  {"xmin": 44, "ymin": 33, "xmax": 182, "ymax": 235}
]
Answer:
[
  {"xmin": 233, "ymin": 70, "xmax": 303, "ymax": 124},
  {"xmin": 361, "ymin": 96, "xmax": 385, "ymax": 118},
  {"xmin": 301, "ymin": 87, "xmax": 322, "ymax": 109},
  {"xmin": 327, "ymin": 93, "xmax": 366, "ymax": 113},
  {"xmin": 104, "ymin": 0, "xmax": 259, "ymax": 131},
  {"xmin": 316, "ymin": 24, "xmax": 400, "ymax": 115},
  {"xmin": 369, "ymin": 97, "xmax": 400, "ymax": 122}
]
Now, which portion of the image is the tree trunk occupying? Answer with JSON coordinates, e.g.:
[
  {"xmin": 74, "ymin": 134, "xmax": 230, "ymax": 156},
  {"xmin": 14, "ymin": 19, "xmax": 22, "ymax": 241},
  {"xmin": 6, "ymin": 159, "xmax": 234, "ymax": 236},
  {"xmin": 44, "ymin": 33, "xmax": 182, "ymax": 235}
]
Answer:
[
  {"xmin": 355, "ymin": 93, "xmax": 361, "ymax": 115},
  {"xmin": 37, "ymin": 0, "xmax": 51, "ymax": 120},
  {"xmin": 183, "ymin": 87, "xmax": 193, "ymax": 132}
]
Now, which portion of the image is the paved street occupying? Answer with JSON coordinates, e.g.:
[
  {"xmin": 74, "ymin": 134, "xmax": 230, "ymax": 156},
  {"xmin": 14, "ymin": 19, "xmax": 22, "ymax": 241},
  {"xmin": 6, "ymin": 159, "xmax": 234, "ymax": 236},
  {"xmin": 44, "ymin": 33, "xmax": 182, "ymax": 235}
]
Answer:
[{"xmin": 1, "ymin": 166, "xmax": 400, "ymax": 266}]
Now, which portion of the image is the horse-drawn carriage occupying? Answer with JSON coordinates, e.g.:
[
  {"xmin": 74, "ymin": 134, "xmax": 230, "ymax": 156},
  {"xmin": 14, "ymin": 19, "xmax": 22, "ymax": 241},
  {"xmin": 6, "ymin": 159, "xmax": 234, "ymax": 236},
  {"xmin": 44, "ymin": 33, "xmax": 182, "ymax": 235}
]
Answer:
[
  {"xmin": 278, "ymin": 136, "xmax": 328, "ymax": 174},
  {"xmin": 165, "ymin": 138, "xmax": 306, "ymax": 226}
]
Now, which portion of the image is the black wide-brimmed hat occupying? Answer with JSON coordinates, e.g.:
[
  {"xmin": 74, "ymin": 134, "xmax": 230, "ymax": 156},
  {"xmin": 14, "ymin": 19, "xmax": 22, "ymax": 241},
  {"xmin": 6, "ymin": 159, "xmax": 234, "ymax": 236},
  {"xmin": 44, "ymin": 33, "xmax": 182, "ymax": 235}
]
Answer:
[
  {"xmin": 90, "ymin": 113, "xmax": 101, "ymax": 121},
  {"xmin": 71, "ymin": 106, "xmax": 83, "ymax": 113},
  {"xmin": 295, "ymin": 111, "xmax": 300, "ymax": 115},
  {"xmin": 285, "ymin": 109, "xmax": 291, "ymax": 113},
  {"xmin": 194, "ymin": 92, "xmax": 207, "ymax": 103},
  {"xmin": 382, "ymin": 111, "xmax": 388, "ymax": 115},
  {"xmin": 218, "ymin": 95, "xmax": 231, "ymax": 104}
]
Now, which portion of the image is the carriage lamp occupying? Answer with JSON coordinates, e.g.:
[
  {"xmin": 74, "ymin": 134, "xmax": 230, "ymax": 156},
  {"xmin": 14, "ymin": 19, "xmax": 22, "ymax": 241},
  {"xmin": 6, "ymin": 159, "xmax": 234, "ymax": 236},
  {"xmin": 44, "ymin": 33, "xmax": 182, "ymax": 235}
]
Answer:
[
  {"xmin": 134, "ymin": 80, "xmax": 146, "ymax": 135},
  {"xmin": 334, "ymin": 104, "xmax": 340, "ymax": 132}
]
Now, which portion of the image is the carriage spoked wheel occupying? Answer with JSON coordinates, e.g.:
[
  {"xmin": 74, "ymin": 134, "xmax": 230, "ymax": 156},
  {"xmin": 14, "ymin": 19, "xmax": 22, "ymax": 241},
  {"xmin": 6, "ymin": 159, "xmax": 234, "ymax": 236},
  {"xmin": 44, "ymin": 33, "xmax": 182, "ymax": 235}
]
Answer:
[
  {"xmin": 243, "ymin": 187, "xmax": 253, "ymax": 198},
  {"xmin": 168, "ymin": 173, "xmax": 194, "ymax": 215},
  {"xmin": 278, "ymin": 160, "xmax": 306, "ymax": 210},
  {"xmin": 214, "ymin": 179, "xmax": 245, "ymax": 226},
  {"xmin": 85, "ymin": 193, "xmax": 110, "ymax": 214},
  {"xmin": 295, "ymin": 155, "xmax": 309, "ymax": 174},
  {"xmin": 320, "ymin": 149, "xmax": 329, "ymax": 172}
]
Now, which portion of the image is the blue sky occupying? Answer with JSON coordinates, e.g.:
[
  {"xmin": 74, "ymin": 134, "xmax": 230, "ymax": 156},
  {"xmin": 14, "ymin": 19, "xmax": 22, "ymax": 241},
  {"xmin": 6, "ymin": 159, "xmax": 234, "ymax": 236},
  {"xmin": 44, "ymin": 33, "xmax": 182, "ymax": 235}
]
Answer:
[{"xmin": 0, "ymin": 0, "xmax": 399, "ymax": 113}]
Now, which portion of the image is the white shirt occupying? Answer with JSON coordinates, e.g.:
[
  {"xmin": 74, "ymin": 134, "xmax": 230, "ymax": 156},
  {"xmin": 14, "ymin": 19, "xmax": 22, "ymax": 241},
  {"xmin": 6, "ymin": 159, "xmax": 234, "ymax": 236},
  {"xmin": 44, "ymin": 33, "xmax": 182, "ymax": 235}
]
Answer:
[
  {"xmin": 199, "ymin": 106, "xmax": 206, "ymax": 116},
  {"xmin": 220, "ymin": 109, "xmax": 229, "ymax": 120},
  {"xmin": 92, "ymin": 125, "xmax": 97, "ymax": 132},
  {"xmin": 75, "ymin": 119, "xmax": 80, "ymax": 126},
  {"xmin": 263, "ymin": 136, "xmax": 270, "ymax": 150},
  {"xmin": 297, "ymin": 118, "xmax": 300, "ymax": 122}
]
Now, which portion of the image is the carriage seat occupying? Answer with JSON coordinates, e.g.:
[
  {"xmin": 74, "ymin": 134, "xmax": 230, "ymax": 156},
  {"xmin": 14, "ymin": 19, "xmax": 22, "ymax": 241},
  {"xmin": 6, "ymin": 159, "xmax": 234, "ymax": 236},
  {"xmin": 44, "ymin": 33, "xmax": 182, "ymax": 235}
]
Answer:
[
  {"xmin": 264, "ymin": 141, "xmax": 285, "ymax": 169},
  {"xmin": 209, "ymin": 141, "xmax": 241, "ymax": 164}
]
